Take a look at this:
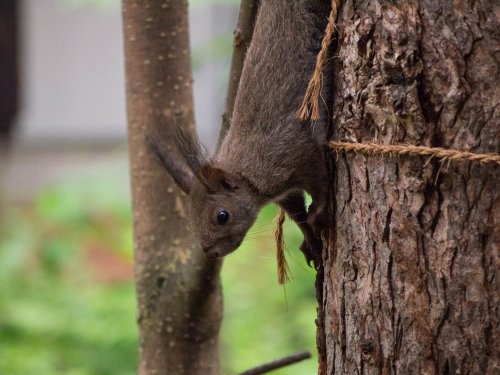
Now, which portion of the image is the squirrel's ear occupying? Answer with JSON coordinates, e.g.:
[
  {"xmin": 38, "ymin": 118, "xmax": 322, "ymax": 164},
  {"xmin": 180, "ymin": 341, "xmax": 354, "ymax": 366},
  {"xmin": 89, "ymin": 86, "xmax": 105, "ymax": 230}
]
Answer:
[
  {"xmin": 145, "ymin": 131, "xmax": 194, "ymax": 194},
  {"xmin": 200, "ymin": 165, "xmax": 239, "ymax": 193}
]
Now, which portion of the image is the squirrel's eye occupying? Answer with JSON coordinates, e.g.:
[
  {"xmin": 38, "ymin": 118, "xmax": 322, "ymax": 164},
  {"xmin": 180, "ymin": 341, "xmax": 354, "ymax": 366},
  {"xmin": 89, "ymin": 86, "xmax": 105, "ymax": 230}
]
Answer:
[{"xmin": 217, "ymin": 210, "xmax": 230, "ymax": 225}]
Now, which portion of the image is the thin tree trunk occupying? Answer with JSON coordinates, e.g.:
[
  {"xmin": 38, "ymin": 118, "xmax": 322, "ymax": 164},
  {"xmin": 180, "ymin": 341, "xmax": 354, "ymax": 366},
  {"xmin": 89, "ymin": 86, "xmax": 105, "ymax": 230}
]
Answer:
[
  {"xmin": 320, "ymin": 1, "xmax": 499, "ymax": 374},
  {"xmin": 218, "ymin": 0, "xmax": 259, "ymax": 145},
  {"xmin": 122, "ymin": 2, "xmax": 222, "ymax": 374}
]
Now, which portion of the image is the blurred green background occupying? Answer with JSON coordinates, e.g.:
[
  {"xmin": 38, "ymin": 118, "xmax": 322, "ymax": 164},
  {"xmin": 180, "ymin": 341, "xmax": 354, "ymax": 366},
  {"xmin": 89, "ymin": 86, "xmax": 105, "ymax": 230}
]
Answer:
[{"xmin": 0, "ymin": 163, "xmax": 318, "ymax": 375}]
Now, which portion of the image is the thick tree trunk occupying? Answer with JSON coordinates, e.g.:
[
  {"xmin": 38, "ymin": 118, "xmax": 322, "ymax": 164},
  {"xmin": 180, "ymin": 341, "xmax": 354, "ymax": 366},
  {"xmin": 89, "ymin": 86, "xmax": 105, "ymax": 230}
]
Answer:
[
  {"xmin": 122, "ymin": 2, "xmax": 222, "ymax": 374},
  {"xmin": 320, "ymin": 1, "xmax": 499, "ymax": 374}
]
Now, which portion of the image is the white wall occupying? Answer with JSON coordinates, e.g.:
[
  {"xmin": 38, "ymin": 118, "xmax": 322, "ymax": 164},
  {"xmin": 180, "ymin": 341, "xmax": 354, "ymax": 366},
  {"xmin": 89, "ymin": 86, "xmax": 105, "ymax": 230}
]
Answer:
[{"xmin": 16, "ymin": 0, "xmax": 236, "ymax": 150}]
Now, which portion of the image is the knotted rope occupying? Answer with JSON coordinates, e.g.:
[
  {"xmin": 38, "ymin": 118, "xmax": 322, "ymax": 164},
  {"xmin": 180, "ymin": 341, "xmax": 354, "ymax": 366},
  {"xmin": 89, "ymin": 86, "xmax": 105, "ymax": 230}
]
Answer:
[
  {"xmin": 330, "ymin": 141, "xmax": 500, "ymax": 165},
  {"xmin": 297, "ymin": 0, "xmax": 341, "ymax": 121}
]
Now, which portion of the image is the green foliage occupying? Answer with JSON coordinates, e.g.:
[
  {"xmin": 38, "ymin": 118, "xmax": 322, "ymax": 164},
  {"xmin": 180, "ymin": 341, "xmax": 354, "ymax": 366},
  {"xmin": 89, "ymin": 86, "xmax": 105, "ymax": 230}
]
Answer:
[
  {"xmin": 0, "ymin": 167, "xmax": 137, "ymax": 375},
  {"xmin": 0, "ymin": 165, "xmax": 317, "ymax": 374}
]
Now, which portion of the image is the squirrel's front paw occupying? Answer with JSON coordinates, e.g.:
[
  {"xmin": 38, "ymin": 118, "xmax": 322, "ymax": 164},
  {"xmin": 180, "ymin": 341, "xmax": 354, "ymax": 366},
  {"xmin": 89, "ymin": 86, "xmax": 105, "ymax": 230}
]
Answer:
[{"xmin": 300, "ymin": 233, "xmax": 322, "ymax": 268}]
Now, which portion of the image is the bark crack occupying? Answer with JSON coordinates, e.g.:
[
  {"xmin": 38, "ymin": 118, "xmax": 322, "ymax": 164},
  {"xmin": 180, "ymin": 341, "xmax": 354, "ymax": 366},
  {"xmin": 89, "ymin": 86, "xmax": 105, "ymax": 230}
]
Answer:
[{"xmin": 382, "ymin": 208, "xmax": 393, "ymax": 243}]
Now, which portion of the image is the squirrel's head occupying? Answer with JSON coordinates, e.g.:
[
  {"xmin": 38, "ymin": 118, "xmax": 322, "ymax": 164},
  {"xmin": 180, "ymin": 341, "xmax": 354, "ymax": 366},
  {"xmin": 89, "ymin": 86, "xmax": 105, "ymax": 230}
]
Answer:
[{"xmin": 146, "ymin": 127, "xmax": 261, "ymax": 258}]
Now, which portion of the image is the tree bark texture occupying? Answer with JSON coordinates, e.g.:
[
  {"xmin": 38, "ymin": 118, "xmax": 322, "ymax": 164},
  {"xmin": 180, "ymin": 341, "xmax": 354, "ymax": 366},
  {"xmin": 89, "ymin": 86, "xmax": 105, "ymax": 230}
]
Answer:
[
  {"xmin": 122, "ymin": 1, "xmax": 222, "ymax": 374},
  {"xmin": 321, "ymin": 1, "xmax": 499, "ymax": 374}
]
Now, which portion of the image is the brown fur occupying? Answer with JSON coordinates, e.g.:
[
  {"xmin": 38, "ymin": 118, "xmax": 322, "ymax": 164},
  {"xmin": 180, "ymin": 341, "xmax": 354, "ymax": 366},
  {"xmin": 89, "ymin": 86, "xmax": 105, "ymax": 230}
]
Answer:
[{"xmin": 148, "ymin": 0, "xmax": 330, "ymax": 264}]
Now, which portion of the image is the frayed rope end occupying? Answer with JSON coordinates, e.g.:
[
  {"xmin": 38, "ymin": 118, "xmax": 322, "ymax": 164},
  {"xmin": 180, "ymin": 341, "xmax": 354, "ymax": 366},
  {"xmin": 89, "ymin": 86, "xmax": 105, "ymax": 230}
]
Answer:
[{"xmin": 274, "ymin": 208, "xmax": 290, "ymax": 285}]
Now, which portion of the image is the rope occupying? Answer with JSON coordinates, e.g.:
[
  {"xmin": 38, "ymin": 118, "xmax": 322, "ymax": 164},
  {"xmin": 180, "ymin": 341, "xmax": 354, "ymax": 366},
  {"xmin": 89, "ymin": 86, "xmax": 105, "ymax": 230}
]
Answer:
[
  {"xmin": 330, "ymin": 141, "xmax": 500, "ymax": 165},
  {"xmin": 274, "ymin": 208, "xmax": 290, "ymax": 285},
  {"xmin": 297, "ymin": 0, "xmax": 341, "ymax": 121}
]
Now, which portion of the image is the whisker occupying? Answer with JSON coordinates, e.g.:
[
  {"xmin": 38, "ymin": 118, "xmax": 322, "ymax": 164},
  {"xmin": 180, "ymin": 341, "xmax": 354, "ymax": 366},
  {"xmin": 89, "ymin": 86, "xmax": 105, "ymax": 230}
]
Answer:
[
  {"xmin": 250, "ymin": 222, "xmax": 275, "ymax": 230},
  {"xmin": 248, "ymin": 228, "xmax": 273, "ymax": 235},
  {"xmin": 245, "ymin": 235, "xmax": 274, "ymax": 241}
]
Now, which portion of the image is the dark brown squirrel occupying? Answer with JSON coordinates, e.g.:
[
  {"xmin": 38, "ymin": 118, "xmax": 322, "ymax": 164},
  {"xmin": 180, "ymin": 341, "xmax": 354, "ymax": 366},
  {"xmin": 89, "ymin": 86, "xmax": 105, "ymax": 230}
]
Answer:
[{"xmin": 147, "ymin": 0, "xmax": 331, "ymax": 265}]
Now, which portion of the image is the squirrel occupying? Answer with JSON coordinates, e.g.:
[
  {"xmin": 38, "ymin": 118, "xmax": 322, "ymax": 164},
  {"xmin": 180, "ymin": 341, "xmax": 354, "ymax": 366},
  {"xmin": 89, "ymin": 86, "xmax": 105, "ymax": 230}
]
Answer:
[{"xmin": 147, "ymin": 0, "xmax": 331, "ymax": 266}]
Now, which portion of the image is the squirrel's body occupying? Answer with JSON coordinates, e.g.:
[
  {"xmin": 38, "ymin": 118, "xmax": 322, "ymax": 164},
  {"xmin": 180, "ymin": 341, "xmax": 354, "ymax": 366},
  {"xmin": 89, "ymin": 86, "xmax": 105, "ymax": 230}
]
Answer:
[
  {"xmin": 148, "ymin": 0, "xmax": 331, "ymax": 264},
  {"xmin": 218, "ymin": 0, "xmax": 329, "ymax": 199}
]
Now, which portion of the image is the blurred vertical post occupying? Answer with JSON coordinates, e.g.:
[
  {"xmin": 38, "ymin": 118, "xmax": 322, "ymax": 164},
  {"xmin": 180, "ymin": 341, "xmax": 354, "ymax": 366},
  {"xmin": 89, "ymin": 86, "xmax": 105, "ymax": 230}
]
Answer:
[
  {"xmin": 122, "ymin": 1, "xmax": 222, "ymax": 374},
  {"xmin": 0, "ymin": 0, "xmax": 18, "ymax": 146},
  {"xmin": 0, "ymin": 0, "xmax": 19, "ymax": 222}
]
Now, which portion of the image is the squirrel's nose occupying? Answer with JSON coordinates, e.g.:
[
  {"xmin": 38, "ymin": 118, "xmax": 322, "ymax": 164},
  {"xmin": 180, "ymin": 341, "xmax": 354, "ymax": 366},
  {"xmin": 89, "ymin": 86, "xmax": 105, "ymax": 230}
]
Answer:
[{"xmin": 203, "ymin": 246, "xmax": 221, "ymax": 258}]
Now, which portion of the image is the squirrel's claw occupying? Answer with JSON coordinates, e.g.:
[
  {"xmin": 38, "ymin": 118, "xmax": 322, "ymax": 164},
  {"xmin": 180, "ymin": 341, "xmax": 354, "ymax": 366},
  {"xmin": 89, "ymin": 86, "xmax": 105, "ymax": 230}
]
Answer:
[{"xmin": 300, "ymin": 234, "xmax": 322, "ymax": 268}]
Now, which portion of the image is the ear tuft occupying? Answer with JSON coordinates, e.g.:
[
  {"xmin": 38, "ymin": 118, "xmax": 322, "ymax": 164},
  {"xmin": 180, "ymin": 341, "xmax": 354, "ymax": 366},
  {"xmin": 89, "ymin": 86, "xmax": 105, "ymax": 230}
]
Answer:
[
  {"xmin": 200, "ymin": 165, "xmax": 239, "ymax": 192},
  {"xmin": 145, "ymin": 130, "xmax": 194, "ymax": 194},
  {"xmin": 173, "ymin": 125, "xmax": 208, "ymax": 178}
]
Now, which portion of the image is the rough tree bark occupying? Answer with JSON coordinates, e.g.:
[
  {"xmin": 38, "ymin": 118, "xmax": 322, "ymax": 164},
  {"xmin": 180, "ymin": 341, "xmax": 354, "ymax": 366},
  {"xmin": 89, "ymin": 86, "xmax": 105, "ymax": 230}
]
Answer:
[
  {"xmin": 122, "ymin": 2, "xmax": 222, "ymax": 374},
  {"xmin": 320, "ymin": 1, "xmax": 499, "ymax": 374}
]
